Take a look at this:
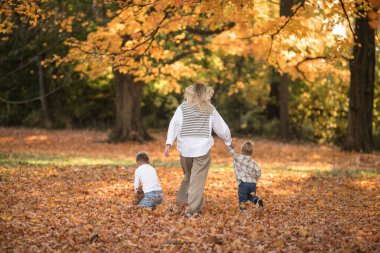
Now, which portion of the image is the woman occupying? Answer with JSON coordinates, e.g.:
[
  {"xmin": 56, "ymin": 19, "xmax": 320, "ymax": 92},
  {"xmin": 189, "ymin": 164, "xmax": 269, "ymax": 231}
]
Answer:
[{"xmin": 164, "ymin": 83, "xmax": 232, "ymax": 217}]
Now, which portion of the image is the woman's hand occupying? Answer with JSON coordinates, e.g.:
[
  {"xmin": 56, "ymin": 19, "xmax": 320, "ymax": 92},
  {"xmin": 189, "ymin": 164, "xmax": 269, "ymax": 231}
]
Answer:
[{"xmin": 164, "ymin": 144, "xmax": 171, "ymax": 157}]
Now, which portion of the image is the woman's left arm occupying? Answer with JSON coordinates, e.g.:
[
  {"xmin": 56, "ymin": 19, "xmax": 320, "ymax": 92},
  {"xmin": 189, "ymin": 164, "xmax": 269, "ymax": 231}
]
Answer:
[{"xmin": 212, "ymin": 109, "xmax": 232, "ymax": 146}]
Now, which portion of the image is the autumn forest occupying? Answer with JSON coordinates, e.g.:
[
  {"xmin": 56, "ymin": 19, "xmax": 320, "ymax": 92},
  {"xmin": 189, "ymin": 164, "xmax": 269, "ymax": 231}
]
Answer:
[{"xmin": 0, "ymin": 0, "xmax": 380, "ymax": 252}]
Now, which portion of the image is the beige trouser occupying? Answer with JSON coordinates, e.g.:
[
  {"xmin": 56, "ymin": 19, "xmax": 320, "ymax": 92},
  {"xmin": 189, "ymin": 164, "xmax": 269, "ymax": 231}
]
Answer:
[{"xmin": 175, "ymin": 152, "xmax": 211, "ymax": 213}]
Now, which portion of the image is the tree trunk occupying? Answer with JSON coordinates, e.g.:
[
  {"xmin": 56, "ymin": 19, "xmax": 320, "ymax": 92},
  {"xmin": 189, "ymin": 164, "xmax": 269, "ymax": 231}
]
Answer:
[
  {"xmin": 266, "ymin": 67, "xmax": 280, "ymax": 120},
  {"xmin": 109, "ymin": 71, "xmax": 152, "ymax": 143},
  {"xmin": 266, "ymin": 0, "xmax": 299, "ymax": 139},
  {"xmin": 346, "ymin": 16, "xmax": 375, "ymax": 152},
  {"xmin": 279, "ymin": 73, "xmax": 290, "ymax": 138},
  {"xmin": 280, "ymin": 0, "xmax": 296, "ymax": 16},
  {"xmin": 37, "ymin": 53, "xmax": 53, "ymax": 128}
]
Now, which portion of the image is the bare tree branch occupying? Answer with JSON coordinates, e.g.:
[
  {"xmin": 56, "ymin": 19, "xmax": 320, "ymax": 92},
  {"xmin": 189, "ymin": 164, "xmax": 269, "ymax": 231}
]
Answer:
[
  {"xmin": 166, "ymin": 50, "xmax": 196, "ymax": 64},
  {"xmin": 123, "ymin": 11, "xmax": 170, "ymax": 54},
  {"xmin": 295, "ymin": 56, "xmax": 328, "ymax": 81},
  {"xmin": 240, "ymin": 0, "xmax": 305, "ymax": 40},
  {"xmin": 268, "ymin": 0, "xmax": 280, "ymax": 4},
  {"xmin": 294, "ymin": 54, "xmax": 350, "ymax": 81},
  {"xmin": 265, "ymin": 1, "xmax": 306, "ymax": 61},
  {"xmin": 186, "ymin": 22, "xmax": 236, "ymax": 35},
  {"xmin": 266, "ymin": 35, "xmax": 274, "ymax": 61},
  {"xmin": 0, "ymin": 36, "xmax": 67, "ymax": 81},
  {"xmin": 339, "ymin": 0, "xmax": 356, "ymax": 39},
  {"xmin": 0, "ymin": 85, "xmax": 65, "ymax": 105},
  {"xmin": 271, "ymin": 1, "xmax": 305, "ymax": 37}
]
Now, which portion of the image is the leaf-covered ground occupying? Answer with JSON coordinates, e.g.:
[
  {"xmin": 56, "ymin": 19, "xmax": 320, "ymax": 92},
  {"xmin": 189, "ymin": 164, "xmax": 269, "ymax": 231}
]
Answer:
[{"xmin": 1, "ymin": 128, "xmax": 379, "ymax": 252}]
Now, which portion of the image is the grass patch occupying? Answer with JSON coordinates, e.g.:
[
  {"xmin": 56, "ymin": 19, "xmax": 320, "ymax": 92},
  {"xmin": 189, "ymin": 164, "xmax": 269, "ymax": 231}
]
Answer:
[
  {"xmin": 211, "ymin": 164, "xmax": 380, "ymax": 177},
  {"xmin": 316, "ymin": 168, "xmax": 380, "ymax": 177},
  {"xmin": 1, "ymin": 154, "xmax": 378, "ymax": 177},
  {"xmin": 0, "ymin": 154, "xmax": 135, "ymax": 167},
  {"xmin": 152, "ymin": 159, "xmax": 181, "ymax": 168}
]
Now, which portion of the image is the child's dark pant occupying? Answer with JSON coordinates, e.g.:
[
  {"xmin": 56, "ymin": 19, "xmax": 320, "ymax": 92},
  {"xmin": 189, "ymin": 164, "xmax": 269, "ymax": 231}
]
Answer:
[{"xmin": 238, "ymin": 181, "xmax": 260, "ymax": 210}]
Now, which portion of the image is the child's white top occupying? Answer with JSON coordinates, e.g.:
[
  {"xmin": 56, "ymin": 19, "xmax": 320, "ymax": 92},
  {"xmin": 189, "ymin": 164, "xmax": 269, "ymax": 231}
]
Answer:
[
  {"xmin": 134, "ymin": 164, "xmax": 162, "ymax": 194},
  {"xmin": 166, "ymin": 102, "xmax": 232, "ymax": 157}
]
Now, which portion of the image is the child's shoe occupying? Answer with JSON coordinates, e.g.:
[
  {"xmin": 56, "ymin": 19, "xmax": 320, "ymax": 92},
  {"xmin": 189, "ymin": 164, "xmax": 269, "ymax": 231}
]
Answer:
[
  {"xmin": 257, "ymin": 199, "xmax": 264, "ymax": 209},
  {"xmin": 185, "ymin": 212, "xmax": 201, "ymax": 218},
  {"xmin": 239, "ymin": 202, "xmax": 247, "ymax": 211}
]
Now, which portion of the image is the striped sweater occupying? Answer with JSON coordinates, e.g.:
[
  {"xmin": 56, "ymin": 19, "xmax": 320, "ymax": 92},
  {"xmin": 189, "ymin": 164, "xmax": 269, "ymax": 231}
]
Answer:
[
  {"xmin": 180, "ymin": 102, "xmax": 211, "ymax": 138},
  {"xmin": 166, "ymin": 101, "xmax": 232, "ymax": 157}
]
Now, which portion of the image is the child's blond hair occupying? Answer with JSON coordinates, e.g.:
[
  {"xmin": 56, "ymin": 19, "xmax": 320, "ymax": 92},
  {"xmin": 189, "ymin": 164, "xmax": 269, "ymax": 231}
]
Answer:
[{"xmin": 241, "ymin": 141, "xmax": 254, "ymax": 156}]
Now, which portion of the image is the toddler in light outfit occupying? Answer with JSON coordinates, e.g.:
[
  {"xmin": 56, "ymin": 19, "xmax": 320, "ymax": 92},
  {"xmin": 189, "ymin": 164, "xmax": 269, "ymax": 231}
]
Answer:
[
  {"xmin": 227, "ymin": 141, "xmax": 264, "ymax": 210},
  {"xmin": 134, "ymin": 152, "xmax": 163, "ymax": 209}
]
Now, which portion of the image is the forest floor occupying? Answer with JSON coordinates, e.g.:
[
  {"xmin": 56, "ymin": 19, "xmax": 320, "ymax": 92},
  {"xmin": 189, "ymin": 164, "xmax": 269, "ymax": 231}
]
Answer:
[{"xmin": 0, "ymin": 128, "xmax": 379, "ymax": 252}]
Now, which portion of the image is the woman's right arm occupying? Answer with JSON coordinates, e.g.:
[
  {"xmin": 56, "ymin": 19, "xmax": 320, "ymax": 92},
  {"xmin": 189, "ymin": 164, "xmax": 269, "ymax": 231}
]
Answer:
[{"xmin": 165, "ymin": 106, "xmax": 183, "ymax": 157}]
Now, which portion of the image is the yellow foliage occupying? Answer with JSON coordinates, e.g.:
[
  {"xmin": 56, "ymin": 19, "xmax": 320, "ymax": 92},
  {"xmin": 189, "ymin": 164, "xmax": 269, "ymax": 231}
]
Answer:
[{"xmin": 61, "ymin": 0, "xmax": 360, "ymax": 96}]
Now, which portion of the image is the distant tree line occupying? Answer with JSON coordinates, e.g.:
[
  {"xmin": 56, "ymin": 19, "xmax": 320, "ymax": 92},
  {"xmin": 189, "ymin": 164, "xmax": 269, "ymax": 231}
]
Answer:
[{"xmin": 0, "ymin": 0, "xmax": 379, "ymax": 152}]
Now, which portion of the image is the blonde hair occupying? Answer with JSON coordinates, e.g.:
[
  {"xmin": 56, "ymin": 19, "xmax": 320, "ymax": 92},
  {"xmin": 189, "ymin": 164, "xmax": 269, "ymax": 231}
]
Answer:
[
  {"xmin": 241, "ymin": 141, "xmax": 254, "ymax": 156},
  {"xmin": 184, "ymin": 83, "xmax": 214, "ymax": 114}
]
